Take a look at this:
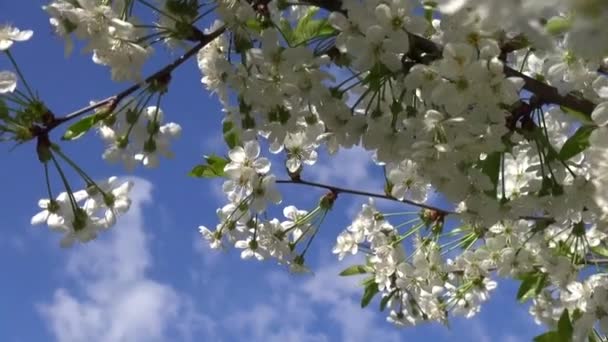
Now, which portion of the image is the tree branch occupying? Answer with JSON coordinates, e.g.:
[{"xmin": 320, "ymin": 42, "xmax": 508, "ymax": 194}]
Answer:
[
  {"xmin": 306, "ymin": 0, "xmax": 597, "ymax": 118},
  {"xmin": 276, "ymin": 178, "xmax": 456, "ymax": 215},
  {"xmin": 40, "ymin": 25, "xmax": 226, "ymax": 134},
  {"xmin": 276, "ymin": 178, "xmax": 557, "ymax": 223}
]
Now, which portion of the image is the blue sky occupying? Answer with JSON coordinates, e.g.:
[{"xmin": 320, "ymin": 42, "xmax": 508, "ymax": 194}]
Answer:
[{"xmin": 0, "ymin": 2, "xmax": 545, "ymax": 341}]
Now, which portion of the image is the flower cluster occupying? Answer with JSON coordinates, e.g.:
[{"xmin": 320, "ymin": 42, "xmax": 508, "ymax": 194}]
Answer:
[
  {"xmin": 31, "ymin": 177, "xmax": 133, "ymax": 247},
  {"xmin": 43, "ymin": 0, "xmax": 153, "ymax": 81},
  {"xmin": 99, "ymin": 102, "xmax": 182, "ymax": 170},
  {"xmin": 192, "ymin": 0, "xmax": 608, "ymax": 338},
  {"xmin": 199, "ymin": 140, "xmax": 337, "ymax": 271},
  {"xmin": 1, "ymin": 0, "xmax": 604, "ymax": 339}
]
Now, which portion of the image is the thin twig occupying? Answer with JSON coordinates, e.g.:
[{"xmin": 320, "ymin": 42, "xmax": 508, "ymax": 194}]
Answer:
[
  {"xmin": 276, "ymin": 178, "xmax": 557, "ymax": 223},
  {"xmin": 40, "ymin": 25, "xmax": 226, "ymax": 134},
  {"xmin": 276, "ymin": 178, "xmax": 455, "ymax": 214}
]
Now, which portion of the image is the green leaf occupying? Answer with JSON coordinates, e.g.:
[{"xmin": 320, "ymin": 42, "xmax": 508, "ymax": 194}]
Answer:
[
  {"xmin": 517, "ymin": 271, "xmax": 547, "ymax": 303},
  {"xmin": 534, "ymin": 332, "xmax": 561, "ymax": 342},
  {"xmin": 590, "ymin": 245, "xmax": 608, "ymax": 258},
  {"xmin": 588, "ymin": 330, "xmax": 602, "ymax": 342},
  {"xmin": 244, "ymin": 18, "xmax": 263, "ymax": 33},
  {"xmin": 423, "ymin": 1, "xmax": 437, "ymax": 23},
  {"xmin": 0, "ymin": 98, "xmax": 8, "ymax": 118},
  {"xmin": 557, "ymin": 309, "xmax": 573, "ymax": 340},
  {"xmin": 278, "ymin": 18, "xmax": 294, "ymax": 43},
  {"xmin": 291, "ymin": 7, "xmax": 336, "ymax": 46},
  {"xmin": 561, "ymin": 106, "xmax": 594, "ymax": 124},
  {"xmin": 559, "ymin": 125, "xmax": 597, "ymax": 160},
  {"xmin": 533, "ymin": 309, "xmax": 574, "ymax": 342},
  {"xmin": 361, "ymin": 282, "xmax": 379, "ymax": 308},
  {"xmin": 222, "ymin": 120, "xmax": 240, "ymax": 149},
  {"xmin": 339, "ymin": 264, "xmax": 372, "ymax": 276},
  {"xmin": 360, "ymin": 275, "xmax": 375, "ymax": 287},
  {"xmin": 380, "ymin": 290, "xmax": 397, "ymax": 312},
  {"xmin": 545, "ymin": 16, "xmax": 572, "ymax": 35},
  {"xmin": 62, "ymin": 111, "xmax": 108, "ymax": 140},
  {"xmin": 188, "ymin": 154, "xmax": 229, "ymax": 178},
  {"xmin": 479, "ymin": 152, "xmax": 502, "ymax": 197},
  {"xmin": 527, "ymin": 126, "xmax": 561, "ymax": 162}
]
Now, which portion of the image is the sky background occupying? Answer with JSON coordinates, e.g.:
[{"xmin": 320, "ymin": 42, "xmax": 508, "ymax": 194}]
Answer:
[{"xmin": 1, "ymin": 2, "xmax": 545, "ymax": 341}]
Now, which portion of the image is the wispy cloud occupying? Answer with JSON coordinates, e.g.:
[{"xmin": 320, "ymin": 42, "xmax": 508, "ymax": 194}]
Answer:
[
  {"xmin": 306, "ymin": 146, "xmax": 379, "ymax": 191},
  {"xmin": 38, "ymin": 178, "xmax": 215, "ymax": 342},
  {"xmin": 222, "ymin": 258, "xmax": 399, "ymax": 342}
]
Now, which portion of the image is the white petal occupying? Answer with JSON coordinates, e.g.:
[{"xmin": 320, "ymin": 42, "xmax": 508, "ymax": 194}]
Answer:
[
  {"xmin": 592, "ymin": 102, "xmax": 608, "ymax": 126},
  {"xmin": 365, "ymin": 25, "xmax": 385, "ymax": 43},
  {"xmin": 0, "ymin": 39, "xmax": 13, "ymax": 51},
  {"xmin": 244, "ymin": 140, "xmax": 260, "ymax": 159},
  {"xmin": 375, "ymin": 4, "xmax": 393, "ymax": 28},
  {"xmin": 229, "ymin": 147, "xmax": 245, "ymax": 163},
  {"xmin": 286, "ymin": 158, "xmax": 301, "ymax": 173},
  {"xmin": 0, "ymin": 71, "xmax": 17, "ymax": 93},
  {"xmin": 31, "ymin": 211, "xmax": 49, "ymax": 225},
  {"xmin": 253, "ymin": 158, "xmax": 271, "ymax": 174},
  {"xmin": 160, "ymin": 122, "xmax": 181, "ymax": 137},
  {"xmin": 12, "ymin": 29, "xmax": 33, "ymax": 42}
]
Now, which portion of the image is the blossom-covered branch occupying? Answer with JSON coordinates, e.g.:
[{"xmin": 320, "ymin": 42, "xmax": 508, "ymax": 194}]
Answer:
[
  {"xmin": 43, "ymin": 25, "xmax": 226, "ymax": 134},
  {"xmin": 3, "ymin": 0, "xmax": 608, "ymax": 341}
]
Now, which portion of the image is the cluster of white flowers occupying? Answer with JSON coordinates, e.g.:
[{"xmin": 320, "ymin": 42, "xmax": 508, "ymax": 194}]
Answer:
[
  {"xmin": 191, "ymin": 0, "xmax": 608, "ymax": 338},
  {"xmin": 43, "ymin": 0, "xmax": 153, "ymax": 81},
  {"xmin": 31, "ymin": 177, "xmax": 133, "ymax": 247},
  {"xmin": 331, "ymin": 199, "xmax": 608, "ymax": 335},
  {"xmin": 199, "ymin": 139, "xmax": 340, "ymax": 271},
  {"xmin": 0, "ymin": 0, "xmax": 603, "ymax": 338},
  {"xmin": 99, "ymin": 102, "xmax": 182, "ymax": 170},
  {"xmin": 332, "ymin": 200, "xmax": 499, "ymax": 325}
]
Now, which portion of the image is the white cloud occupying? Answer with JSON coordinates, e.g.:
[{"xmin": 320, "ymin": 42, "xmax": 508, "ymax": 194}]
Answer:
[
  {"xmin": 38, "ymin": 178, "xmax": 215, "ymax": 342},
  {"xmin": 298, "ymin": 260, "xmax": 400, "ymax": 342},
  {"xmin": 226, "ymin": 295, "xmax": 329, "ymax": 342},
  {"xmin": 224, "ymin": 259, "xmax": 399, "ymax": 342},
  {"xmin": 306, "ymin": 147, "xmax": 380, "ymax": 191}
]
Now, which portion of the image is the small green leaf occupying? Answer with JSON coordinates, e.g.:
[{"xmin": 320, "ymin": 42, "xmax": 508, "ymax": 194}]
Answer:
[
  {"xmin": 479, "ymin": 152, "xmax": 501, "ymax": 197},
  {"xmin": 534, "ymin": 332, "xmax": 561, "ymax": 342},
  {"xmin": 188, "ymin": 154, "xmax": 229, "ymax": 178},
  {"xmin": 557, "ymin": 309, "xmax": 573, "ymax": 340},
  {"xmin": 423, "ymin": 1, "xmax": 437, "ymax": 23},
  {"xmin": 244, "ymin": 18, "xmax": 263, "ymax": 33},
  {"xmin": 590, "ymin": 245, "xmax": 608, "ymax": 258},
  {"xmin": 222, "ymin": 120, "xmax": 240, "ymax": 149},
  {"xmin": 559, "ymin": 125, "xmax": 596, "ymax": 161},
  {"xmin": 380, "ymin": 290, "xmax": 397, "ymax": 312},
  {"xmin": 278, "ymin": 18, "xmax": 294, "ymax": 43},
  {"xmin": 588, "ymin": 330, "xmax": 602, "ymax": 342},
  {"xmin": 545, "ymin": 16, "xmax": 572, "ymax": 35},
  {"xmin": 62, "ymin": 111, "xmax": 108, "ymax": 140},
  {"xmin": 526, "ymin": 126, "xmax": 561, "ymax": 162},
  {"xmin": 361, "ymin": 282, "xmax": 379, "ymax": 308},
  {"xmin": 561, "ymin": 106, "xmax": 594, "ymax": 124},
  {"xmin": 533, "ymin": 309, "xmax": 574, "ymax": 342},
  {"xmin": 291, "ymin": 7, "xmax": 336, "ymax": 46},
  {"xmin": 0, "ymin": 98, "xmax": 8, "ymax": 118},
  {"xmin": 517, "ymin": 271, "xmax": 547, "ymax": 303},
  {"xmin": 224, "ymin": 132, "xmax": 239, "ymax": 149},
  {"xmin": 339, "ymin": 264, "xmax": 372, "ymax": 276},
  {"xmin": 360, "ymin": 275, "xmax": 375, "ymax": 287}
]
